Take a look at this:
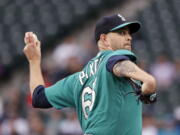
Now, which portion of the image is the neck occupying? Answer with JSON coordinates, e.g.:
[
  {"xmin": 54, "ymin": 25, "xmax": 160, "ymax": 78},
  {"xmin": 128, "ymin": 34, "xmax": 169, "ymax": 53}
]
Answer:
[
  {"xmin": 99, "ymin": 47, "xmax": 107, "ymax": 51},
  {"xmin": 98, "ymin": 43, "xmax": 112, "ymax": 51}
]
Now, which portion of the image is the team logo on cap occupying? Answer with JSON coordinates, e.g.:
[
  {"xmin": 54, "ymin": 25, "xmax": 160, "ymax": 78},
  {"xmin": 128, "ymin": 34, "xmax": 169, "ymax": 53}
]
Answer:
[{"xmin": 117, "ymin": 14, "xmax": 126, "ymax": 21}]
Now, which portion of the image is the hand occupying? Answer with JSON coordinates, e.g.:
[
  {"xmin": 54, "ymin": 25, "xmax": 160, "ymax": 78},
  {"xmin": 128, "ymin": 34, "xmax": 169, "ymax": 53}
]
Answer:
[
  {"xmin": 133, "ymin": 84, "xmax": 157, "ymax": 104},
  {"xmin": 139, "ymin": 92, "xmax": 157, "ymax": 104},
  {"xmin": 127, "ymin": 78, "xmax": 157, "ymax": 104},
  {"xmin": 139, "ymin": 78, "xmax": 157, "ymax": 104},
  {"xmin": 141, "ymin": 76, "xmax": 156, "ymax": 95},
  {"xmin": 23, "ymin": 32, "xmax": 41, "ymax": 62}
]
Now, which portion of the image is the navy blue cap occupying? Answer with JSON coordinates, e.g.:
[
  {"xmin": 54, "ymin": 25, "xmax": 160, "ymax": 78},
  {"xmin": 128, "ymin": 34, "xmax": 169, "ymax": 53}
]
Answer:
[{"xmin": 95, "ymin": 14, "xmax": 141, "ymax": 42}]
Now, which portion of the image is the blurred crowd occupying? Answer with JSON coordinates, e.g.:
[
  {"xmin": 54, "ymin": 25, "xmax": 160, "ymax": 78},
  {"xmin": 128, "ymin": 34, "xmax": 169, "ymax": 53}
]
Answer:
[{"xmin": 0, "ymin": 34, "xmax": 180, "ymax": 135}]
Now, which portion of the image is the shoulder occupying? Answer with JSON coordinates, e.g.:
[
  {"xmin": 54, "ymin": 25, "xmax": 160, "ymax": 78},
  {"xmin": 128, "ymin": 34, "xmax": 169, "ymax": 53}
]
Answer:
[
  {"xmin": 99, "ymin": 49, "xmax": 137, "ymax": 63},
  {"xmin": 107, "ymin": 50, "xmax": 136, "ymax": 60},
  {"xmin": 105, "ymin": 50, "xmax": 137, "ymax": 73}
]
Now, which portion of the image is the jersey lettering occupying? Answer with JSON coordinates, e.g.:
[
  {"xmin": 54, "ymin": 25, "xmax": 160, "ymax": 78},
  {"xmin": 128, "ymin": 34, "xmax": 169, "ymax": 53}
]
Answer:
[
  {"xmin": 94, "ymin": 59, "xmax": 99, "ymax": 73},
  {"xmin": 90, "ymin": 63, "xmax": 94, "ymax": 76},
  {"xmin": 79, "ymin": 58, "xmax": 100, "ymax": 85},
  {"xmin": 79, "ymin": 71, "xmax": 86, "ymax": 85},
  {"xmin": 82, "ymin": 87, "xmax": 95, "ymax": 119}
]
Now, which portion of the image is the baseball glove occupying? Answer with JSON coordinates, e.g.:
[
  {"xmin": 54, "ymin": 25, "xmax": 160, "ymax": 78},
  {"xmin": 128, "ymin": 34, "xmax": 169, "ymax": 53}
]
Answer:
[
  {"xmin": 137, "ymin": 90, "xmax": 157, "ymax": 104},
  {"xmin": 128, "ymin": 78, "xmax": 157, "ymax": 104}
]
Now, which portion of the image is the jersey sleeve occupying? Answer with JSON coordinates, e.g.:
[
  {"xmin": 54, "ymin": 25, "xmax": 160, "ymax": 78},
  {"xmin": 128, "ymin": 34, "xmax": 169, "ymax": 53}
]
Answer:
[
  {"xmin": 44, "ymin": 76, "xmax": 76, "ymax": 109},
  {"xmin": 106, "ymin": 49, "xmax": 137, "ymax": 72},
  {"xmin": 32, "ymin": 85, "xmax": 52, "ymax": 108}
]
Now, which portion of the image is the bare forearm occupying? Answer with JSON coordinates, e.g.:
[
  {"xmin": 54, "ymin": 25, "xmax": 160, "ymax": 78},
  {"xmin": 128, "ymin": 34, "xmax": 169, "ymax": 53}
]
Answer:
[
  {"xmin": 23, "ymin": 32, "xmax": 44, "ymax": 96},
  {"xmin": 29, "ymin": 60, "xmax": 45, "ymax": 96},
  {"xmin": 113, "ymin": 60, "xmax": 156, "ymax": 94}
]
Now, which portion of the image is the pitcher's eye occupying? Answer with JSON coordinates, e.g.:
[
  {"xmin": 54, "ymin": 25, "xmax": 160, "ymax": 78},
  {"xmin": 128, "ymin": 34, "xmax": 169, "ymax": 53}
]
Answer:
[{"xmin": 118, "ymin": 31, "xmax": 126, "ymax": 35}]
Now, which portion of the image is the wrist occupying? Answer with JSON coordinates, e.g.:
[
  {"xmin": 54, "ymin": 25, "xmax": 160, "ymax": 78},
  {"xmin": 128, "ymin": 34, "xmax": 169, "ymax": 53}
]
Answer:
[{"xmin": 29, "ymin": 59, "xmax": 41, "ymax": 65}]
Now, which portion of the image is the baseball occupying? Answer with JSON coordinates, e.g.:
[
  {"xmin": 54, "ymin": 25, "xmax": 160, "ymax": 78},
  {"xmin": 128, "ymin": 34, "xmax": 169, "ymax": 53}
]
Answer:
[{"xmin": 32, "ymin": 33, "xmax": 38, "ymax": 42}]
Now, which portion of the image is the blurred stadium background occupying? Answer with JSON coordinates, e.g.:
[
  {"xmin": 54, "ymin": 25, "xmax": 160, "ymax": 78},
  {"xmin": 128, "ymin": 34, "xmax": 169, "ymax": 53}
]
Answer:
[{"xmin": 0, "ymin": 0, "xmax": 180, "ymax": 134}]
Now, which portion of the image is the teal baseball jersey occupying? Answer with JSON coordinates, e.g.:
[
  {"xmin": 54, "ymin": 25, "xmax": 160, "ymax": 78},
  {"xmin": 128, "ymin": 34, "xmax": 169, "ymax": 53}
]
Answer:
[{"xmin": 45, "ymin": 49, "xmax": 142, "ymax": 135}]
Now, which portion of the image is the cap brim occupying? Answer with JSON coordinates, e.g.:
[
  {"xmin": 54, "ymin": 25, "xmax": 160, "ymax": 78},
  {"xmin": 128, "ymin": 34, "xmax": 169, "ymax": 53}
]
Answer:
[{"xmin": 110, "ymin": 21, "xmax": 141, "ymax": 34}]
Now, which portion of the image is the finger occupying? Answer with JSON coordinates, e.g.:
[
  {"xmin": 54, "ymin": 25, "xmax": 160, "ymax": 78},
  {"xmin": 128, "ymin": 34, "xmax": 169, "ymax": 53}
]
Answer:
[
  {"xmin": 24, "ymin": 32, "xmax": 29, "ymax": 44},
  {"xmin": 23, "ymin": 45, "xmax": 32, "ymax": 54},
  {"xmin": 24, "ymin": 36, "xmax": 30, "ymax": 45},
  {"xmin": 26, "ymin": 32, "xmax": 33, "ymax": 40},
  {"xmin": 23, "ymin": 46, "xmax": 27, "ymax": 53},
  {"xmin": 24, "ymin": 37, "xmax": 27, "ymax": 44},
  {"xmin": 28, "ymin": 33, "xmax": 34, "ymax": 43},
  {"xmin": 36, "ymin": 40, "xmax": 40, "ymax": 47},
  {"xmin": 25, "ymin": 32, "xmax": 33, "ymax": 44},
  {"xmin": 31, "ymin": 33, "xmax": 38, "ymax": 42},
  {"xmin": 28, "ymin": 33, "xmax": 37, "ymax": 44},
  {"xmin": 25, "ymin": 41, "xmax": 36, "ymax": 49},
  {"xmin": 33, "ymin": 34, "xmax": 38, "ymax": 41},
  {"xmin": 25, "ymin": 32, "xmax": 29, "ymax": 38},
  {"xmin": 25, "ymin": 32, "xmax": 39, "ymax": 46}
]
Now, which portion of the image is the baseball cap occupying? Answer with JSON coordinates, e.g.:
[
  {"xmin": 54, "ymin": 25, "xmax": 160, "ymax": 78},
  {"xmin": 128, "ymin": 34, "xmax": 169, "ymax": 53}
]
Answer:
[{"xmin": 95, "ymin": 14, "xmax": 141, "ymax": 42}]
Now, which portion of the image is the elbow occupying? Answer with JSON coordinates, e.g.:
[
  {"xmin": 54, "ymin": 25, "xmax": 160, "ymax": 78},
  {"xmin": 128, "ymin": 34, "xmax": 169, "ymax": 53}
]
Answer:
[
  {"xmin": 32, "ymin": 93, "xmax": 41, "ymax": 108},
  {"xmin": 32, "ymin": 97, "xmax": 38, "ymax": 108},
  {"xmin": 31, "ymin": 85, "xmax": 52, "ymax": 108},
  {"xmin": 31, "ymin": 85, "xmax": 44, "ymax": 108}
]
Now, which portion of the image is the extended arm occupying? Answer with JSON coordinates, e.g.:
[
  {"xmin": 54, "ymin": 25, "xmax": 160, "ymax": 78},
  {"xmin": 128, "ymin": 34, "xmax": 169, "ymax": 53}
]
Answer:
[
  {"xmin": 23, "ymin": 32, "xmax": 45, "ymax": 96},
  {"xmin": 23, "ymin": 32, "xmax": 74, "ymax": 108},
  {"xmin": 29, "ymin": 60, "xmax": 45, "ymax": 96},
  {"xmin": 113, "ymin": 60, "xmax": 156, "ymax": 94}
]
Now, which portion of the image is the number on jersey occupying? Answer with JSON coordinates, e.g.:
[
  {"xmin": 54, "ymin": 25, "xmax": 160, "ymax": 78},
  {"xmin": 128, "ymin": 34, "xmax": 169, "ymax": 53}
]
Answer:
[{"xmin": 82, "ymin": 87, "xmax": 95, "ymax": 119}]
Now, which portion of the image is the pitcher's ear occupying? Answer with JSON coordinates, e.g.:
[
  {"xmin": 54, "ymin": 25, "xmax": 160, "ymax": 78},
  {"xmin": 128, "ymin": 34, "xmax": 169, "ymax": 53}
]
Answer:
[{"xmin": 100, "ymin": 34, "xmax": 110, "ymax": 46}]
